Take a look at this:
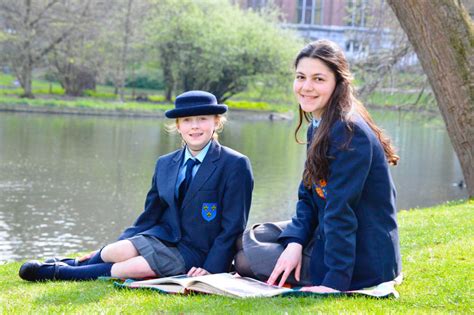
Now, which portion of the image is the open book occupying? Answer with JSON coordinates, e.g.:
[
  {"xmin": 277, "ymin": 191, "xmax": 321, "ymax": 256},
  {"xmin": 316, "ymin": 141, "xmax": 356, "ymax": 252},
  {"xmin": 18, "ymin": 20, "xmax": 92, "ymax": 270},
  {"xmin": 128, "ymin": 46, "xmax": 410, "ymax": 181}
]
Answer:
[{"xmin": 115, "ymin": 273, "xmax": 402, "ymax": 298}]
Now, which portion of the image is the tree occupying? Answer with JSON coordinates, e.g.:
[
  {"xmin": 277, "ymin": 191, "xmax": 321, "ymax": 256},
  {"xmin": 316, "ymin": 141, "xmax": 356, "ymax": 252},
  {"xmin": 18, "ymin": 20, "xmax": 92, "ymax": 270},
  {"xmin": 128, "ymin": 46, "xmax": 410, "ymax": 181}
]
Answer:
[
  {"xmin": 47, "ymin": 3, "xmax": 106, "ymax": 96},
  {"xmin": 343, "ymin": 0, "xmax": 426, "ymax": 104},
  {"xmin": 149, "ymin": 0, "xmax": 301, "ymax": 102},
  {"xmin": 99, "ymin": 0, "xmax": 150, "ymax": 102},
  {"xmin": 387, "ymin": 0, "xmax": 474, "ymax": 197},
  {"xmin": 0, "ymin": 0, "xmax": 92, "ymax": 98}
]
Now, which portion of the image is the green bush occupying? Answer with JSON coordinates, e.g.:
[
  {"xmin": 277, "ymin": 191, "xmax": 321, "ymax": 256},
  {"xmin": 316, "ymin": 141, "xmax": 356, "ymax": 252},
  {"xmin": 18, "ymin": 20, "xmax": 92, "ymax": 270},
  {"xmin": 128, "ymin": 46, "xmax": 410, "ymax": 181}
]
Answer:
[
  {"xmin": 0, "ymin": 88, "xmax": 23, "ymax": 95},
  {"xmin": 83, "ymin": 90, "xmax": 116, "ymax": 99},
  {"xmin": 34, "ymin": 87, "xmax": 65, "ymax": 95},
  {"xmin": 126, "ymin": 76, "xmax": 165, "ymax": 90},
  {"xmin": 148, "ymin": 95, "xmax": 166, "ymax": 102},
  {"xmin": 226, "ymin": 100, "xmax": 271, "ymax": 111}
]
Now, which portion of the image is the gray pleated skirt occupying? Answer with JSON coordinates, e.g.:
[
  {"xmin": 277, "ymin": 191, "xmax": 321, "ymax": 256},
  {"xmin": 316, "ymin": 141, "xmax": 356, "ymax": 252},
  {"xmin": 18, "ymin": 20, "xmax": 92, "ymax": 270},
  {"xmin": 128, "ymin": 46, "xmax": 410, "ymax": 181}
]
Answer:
[
  {"xmin": 128, "ymin": 235, "xmax": 186, "ymax": 277},
  {"xmin": 240, "ymin": 220, "xmax": 314, "ymax": 286}
]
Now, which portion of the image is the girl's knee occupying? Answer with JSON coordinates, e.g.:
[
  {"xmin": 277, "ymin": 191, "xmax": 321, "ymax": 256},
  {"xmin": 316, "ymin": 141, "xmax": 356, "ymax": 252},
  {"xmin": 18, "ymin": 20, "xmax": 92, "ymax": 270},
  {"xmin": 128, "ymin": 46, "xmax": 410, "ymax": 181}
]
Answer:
[
  {"xmin": 100, "ymin": 243, "xmax": 117, "ymax": 262},
  {"xmin": 235, "ymin": 234, "xmax": 243, "ymax": 250},
  {"xmin": 101, "ymin": 240, "xmax": 138, "ymax": 263},
  {"xmin": 234, "ymin": 250, "xmax": 255, "ymax": 278},
  {"xmin": 111, "ymin": 257, "xmax": 156, "ymax": 279}
]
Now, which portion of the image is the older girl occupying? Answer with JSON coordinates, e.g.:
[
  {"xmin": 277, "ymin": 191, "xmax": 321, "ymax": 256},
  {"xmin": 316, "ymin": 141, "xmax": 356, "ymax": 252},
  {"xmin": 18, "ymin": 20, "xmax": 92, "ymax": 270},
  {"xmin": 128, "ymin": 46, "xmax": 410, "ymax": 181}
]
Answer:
[{"xmin": 236, "ymin": 40, "xmax": 401, "ymax": 292}]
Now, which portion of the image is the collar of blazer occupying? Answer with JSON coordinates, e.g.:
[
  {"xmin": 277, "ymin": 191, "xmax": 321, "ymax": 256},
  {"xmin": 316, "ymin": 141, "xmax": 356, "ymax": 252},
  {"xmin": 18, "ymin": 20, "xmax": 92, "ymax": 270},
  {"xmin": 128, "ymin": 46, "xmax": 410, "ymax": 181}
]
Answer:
[{"xmin": 172, "ymin": 140, "xmax": 221, "ymax": 209}]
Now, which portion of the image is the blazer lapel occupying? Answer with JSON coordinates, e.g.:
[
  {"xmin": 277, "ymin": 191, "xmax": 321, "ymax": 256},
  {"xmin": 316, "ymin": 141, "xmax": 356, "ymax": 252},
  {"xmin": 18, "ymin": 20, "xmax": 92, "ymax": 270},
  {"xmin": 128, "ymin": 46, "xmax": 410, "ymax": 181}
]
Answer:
[
  {"xmin": 162, "ymin": 148, "xmax": 184, "ymax": 211},
  {"xmin": 181, "ymin": 140, "xmax": 221, "ymax": 208}
]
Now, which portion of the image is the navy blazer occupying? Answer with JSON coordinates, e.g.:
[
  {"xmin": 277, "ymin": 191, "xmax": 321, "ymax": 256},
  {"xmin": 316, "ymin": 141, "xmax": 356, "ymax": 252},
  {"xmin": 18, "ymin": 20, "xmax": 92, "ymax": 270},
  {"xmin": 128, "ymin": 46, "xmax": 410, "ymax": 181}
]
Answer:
[
  {"xmin": 280, "ymin": 115, "xmax": 401, "ymax": 291},
  {"xmin": 118, "ymin": 140, "xmax": 254, "ymax": 273}
]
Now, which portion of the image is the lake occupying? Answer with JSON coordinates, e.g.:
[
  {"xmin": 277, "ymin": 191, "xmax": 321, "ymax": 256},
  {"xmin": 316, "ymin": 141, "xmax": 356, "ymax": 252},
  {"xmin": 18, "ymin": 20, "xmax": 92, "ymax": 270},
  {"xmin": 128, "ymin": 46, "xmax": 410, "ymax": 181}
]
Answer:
[{"xmin": 0, "ymin": 110, "xmax": 467, "ymax": 261}]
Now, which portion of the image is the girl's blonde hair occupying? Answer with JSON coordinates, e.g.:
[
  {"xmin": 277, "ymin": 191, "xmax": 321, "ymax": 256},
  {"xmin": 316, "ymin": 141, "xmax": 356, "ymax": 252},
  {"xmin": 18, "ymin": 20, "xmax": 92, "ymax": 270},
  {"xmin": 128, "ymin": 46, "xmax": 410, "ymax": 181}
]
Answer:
[{"xmin": 165, "ymin": 114, "xmax": 227, "ymax": 144}]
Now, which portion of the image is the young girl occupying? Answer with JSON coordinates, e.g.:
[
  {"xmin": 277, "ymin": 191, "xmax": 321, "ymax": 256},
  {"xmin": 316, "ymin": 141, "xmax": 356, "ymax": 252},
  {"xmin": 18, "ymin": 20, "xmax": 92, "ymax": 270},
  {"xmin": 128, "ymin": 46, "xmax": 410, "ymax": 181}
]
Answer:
[
  {"xmin": 20, "ymin": 90, "xmax": 254, "ymax": 281},
  {"xmin": 235, "ymin": 40, "xmax": 401, "ymax": 292}
]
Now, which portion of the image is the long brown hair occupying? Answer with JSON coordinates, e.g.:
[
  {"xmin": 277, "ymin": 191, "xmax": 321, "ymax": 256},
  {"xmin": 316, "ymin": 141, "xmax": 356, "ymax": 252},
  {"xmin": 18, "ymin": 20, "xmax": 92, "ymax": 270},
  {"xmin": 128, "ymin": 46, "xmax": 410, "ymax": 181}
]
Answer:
[{"xmin": 294, "ymin": 40, "xmax": 399, "ymax": 188}]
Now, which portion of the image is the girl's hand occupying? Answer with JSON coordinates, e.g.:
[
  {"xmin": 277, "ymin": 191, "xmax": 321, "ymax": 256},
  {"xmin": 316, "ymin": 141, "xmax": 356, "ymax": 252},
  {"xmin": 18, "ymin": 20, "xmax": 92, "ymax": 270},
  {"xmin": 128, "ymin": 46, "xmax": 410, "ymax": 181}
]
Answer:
[
  {"xmin": 300, "ymin": 285, "xmax": 339, "ymax": 293},
  {"xmin": 267, "ymin": 242, "xmax": 303, "ymax": 287},
  {"xmin": 187, "ymin": 267, "xmax": 210, "ymax": 277},
  {"xmin": 77, "ymin": 250, "xmax": 98, "ymax": 262}
]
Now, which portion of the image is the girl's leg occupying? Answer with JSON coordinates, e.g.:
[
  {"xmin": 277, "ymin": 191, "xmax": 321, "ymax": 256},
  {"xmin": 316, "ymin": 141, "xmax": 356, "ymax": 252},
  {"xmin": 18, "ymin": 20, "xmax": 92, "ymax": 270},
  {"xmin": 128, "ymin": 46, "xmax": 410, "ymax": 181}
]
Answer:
[
  {"xmin": 234, "ymin": 234, "xmax": 257, "ymax": 277},
  {"xmin": 72, "ymin": 240, "xmax": 138, "ymax": 266},
  {"xmin": 19, "ymin": 261, "xmax": 114, "ymax": 281},
  {"xmin": 73, "ymin": 239, "xmax": 139, "ymax": 266},
  {"xmin": 236, "ymin": 221, "xmax": 312, "ymax": 285},
  {"xmin": 53, "ymin": 263, "xmax": 114, "ymax": 280},
  {"xmin": 50, "ymin": 254, "xmax": 156, "ymax": 280},
  {"xmin": 111, "ymin": 256, "xmax": 156, "ymax": 279},
  {"xmin": 234, "ymin": 249, "xmax": 256, "ymax": 278},
  {"xmin": 100, "ymin": 240, "xmax": 139, "ymax": 263},
  {"xmin": 20, "ymin": 255, "xmax": 155, "ymax": 281}
]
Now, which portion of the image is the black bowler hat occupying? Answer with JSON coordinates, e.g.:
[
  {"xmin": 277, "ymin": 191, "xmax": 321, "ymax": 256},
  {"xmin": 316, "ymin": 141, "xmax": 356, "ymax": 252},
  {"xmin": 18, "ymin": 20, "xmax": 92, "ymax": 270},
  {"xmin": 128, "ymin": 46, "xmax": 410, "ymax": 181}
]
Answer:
[{"xmin": 165, "ymin": 90, "xmax": 228, "ymax": 118}]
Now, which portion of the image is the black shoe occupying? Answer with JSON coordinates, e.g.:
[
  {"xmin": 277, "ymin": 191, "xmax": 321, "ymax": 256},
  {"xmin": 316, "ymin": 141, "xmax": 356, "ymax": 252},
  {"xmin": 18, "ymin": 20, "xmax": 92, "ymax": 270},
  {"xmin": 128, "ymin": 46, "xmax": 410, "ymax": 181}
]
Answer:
[
  {"xmin": 19, "ymin": 260, "xmax": 67, "ymax": 282},
  {"xmin": 44, "ymin": 257, "xmax": 79, "ymax": 266}
]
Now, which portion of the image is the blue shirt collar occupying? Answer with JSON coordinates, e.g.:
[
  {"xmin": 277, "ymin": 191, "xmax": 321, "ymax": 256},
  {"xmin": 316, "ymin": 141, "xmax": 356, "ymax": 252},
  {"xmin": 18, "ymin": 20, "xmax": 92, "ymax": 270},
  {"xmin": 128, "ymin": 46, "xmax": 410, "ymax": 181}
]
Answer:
[
  {"xmin": 312, "ymin": 118, "xmax": 321, "ymax": 128},
  {"xmin": 183, "ymin": 140, "xmax": 212, "ymax": 164}
]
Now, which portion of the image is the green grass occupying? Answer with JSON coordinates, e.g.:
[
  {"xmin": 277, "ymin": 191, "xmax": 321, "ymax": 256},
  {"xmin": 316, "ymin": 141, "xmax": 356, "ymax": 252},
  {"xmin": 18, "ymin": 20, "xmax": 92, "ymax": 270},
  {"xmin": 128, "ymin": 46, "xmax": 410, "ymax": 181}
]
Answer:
[
  {"xmin": 0, "ymin": 94, "xmax": 173, "ymax": 112},
  {"xmin": 226, "ymin": 100, "xmax": 290, "ymax": 112},
  {"xmin": 1, "ymin": 200, "xmax": 472, "ymax": 314},
  {"xmin": 0, "ymin": 73, "xmax": 166, "ymax": 103},
  {"xmin": 0, "ymin": 73, "xmax": 17, "ymax": 86},
  {"xmin": 0, "ymin": 95, "xmax": 291, "ymax": 114},
  {"xmin": 366, "ymin": 91, "xmax": 437, "ymax": 110}
]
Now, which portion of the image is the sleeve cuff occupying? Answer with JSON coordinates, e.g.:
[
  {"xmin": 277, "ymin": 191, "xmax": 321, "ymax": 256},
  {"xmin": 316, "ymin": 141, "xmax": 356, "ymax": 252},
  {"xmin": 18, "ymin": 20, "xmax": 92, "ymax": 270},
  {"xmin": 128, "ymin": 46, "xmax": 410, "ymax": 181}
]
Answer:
[{"xmin": 279, "ymin": 237, "xmax": 304, "ymax": 248}]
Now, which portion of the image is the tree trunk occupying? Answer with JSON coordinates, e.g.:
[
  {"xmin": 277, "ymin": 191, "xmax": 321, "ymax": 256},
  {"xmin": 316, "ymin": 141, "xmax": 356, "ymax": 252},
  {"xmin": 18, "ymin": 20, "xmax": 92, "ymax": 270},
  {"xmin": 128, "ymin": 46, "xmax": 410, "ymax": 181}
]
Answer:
[
  {"xmin": 20, "ymin": 61, "xmax": 34, "ymax": 98},
  {"xmin": 160, "ymin": 44, "xmax": 175, "ymax": 102},
  {"xmin": 18, "ymin": 0, "xmax": 34, "ymax": 98},
  {"xmin": 387, "ymin": 0, "xmax": 474, "ymax": 197},
  {"xmin": 117, "ymin": 0, "xmax": 133, "ymax": 103}
]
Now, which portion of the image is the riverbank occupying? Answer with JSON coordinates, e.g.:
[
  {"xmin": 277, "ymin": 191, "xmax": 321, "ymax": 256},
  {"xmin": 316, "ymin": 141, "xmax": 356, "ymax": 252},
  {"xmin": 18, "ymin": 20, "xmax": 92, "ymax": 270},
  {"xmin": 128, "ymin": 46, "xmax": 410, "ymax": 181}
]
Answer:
[
  {"xmin": 1, "ymin": 199, "xmax": 472, "ymax": 314},
  {"xmin": 0, "ymin": 95, "xmax": 437, "ymax": 121},
  {"xmin": 0, "ymin": 96, "xmax": 294, "ymax": 121},
  {"xmin": 1, "ymin": 72, "xmax": 440, "ymax": 120}
]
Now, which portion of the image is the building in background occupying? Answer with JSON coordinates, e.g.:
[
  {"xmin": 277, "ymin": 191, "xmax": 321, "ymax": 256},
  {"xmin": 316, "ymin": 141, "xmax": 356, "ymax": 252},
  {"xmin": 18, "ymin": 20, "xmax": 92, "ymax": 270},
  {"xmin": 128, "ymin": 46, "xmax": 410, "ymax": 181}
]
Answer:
[{"xmin": 235, "ymin": 0, "xmax": 396, "ymax": 60}]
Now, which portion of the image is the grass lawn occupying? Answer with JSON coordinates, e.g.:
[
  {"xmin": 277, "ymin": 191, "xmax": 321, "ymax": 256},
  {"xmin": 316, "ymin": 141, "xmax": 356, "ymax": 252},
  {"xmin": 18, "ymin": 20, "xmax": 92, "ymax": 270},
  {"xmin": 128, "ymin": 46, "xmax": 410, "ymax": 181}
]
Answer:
[{"xmin": 0, "ymin": 199, "xmax": 472, "ymax": 314}]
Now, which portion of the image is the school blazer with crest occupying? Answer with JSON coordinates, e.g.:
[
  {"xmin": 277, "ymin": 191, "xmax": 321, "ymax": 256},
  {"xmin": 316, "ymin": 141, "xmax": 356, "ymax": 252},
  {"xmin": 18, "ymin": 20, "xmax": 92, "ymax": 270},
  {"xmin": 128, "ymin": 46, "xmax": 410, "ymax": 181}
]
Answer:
[
  {"xmin": 117, "ymin": 140, "xmax": 254, "ymax": 273},
  {"xmin": 279, "ymin": 115, "xmax": 401, "ymax": 291}
]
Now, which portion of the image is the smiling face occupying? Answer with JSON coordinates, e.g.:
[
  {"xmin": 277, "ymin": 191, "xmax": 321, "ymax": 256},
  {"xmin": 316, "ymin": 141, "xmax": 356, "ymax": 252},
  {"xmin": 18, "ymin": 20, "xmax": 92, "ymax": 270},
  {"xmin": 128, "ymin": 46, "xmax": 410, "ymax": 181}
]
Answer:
[
  {"xmin": 176, "ymin": 115, "xmax": 218, "ymax": 156},
  {"xmin": 293, "ymin": 57, "xmax": 337, "ymax": 120}
]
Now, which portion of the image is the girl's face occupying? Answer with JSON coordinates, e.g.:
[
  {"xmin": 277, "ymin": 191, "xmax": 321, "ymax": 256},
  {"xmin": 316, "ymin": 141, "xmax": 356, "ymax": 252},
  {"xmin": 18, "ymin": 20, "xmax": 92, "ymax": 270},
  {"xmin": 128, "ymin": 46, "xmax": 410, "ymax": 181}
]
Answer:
[
  {"xmin": 177, "ymin": 115, "xmax": 218, "ymax": 156},
  {"xmin": 293, "ymin": 57, "xmax": 337, "ymax": 120}
]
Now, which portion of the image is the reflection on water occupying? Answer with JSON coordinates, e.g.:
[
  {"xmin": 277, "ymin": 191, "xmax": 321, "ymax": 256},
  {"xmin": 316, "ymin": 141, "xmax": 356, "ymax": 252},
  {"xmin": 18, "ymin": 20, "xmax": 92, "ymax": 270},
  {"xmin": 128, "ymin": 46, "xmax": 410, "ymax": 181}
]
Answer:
[{"xmin": 0, "ymin": 110, "xmax": 467, "ymax": 261}]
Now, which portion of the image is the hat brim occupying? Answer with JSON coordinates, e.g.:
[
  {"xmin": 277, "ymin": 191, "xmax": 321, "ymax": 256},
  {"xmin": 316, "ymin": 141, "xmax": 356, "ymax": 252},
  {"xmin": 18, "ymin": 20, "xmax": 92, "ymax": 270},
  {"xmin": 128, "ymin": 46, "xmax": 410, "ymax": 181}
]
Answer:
[{"xmin": 165, "ymin": 104, "xmax": 228, "ymax": 118}]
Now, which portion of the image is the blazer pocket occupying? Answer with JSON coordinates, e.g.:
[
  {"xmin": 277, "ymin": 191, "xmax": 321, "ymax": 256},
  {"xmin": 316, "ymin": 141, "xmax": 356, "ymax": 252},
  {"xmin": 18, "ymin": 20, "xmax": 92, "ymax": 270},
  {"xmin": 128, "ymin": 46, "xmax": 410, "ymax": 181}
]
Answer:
[{"xmin": 196, "ymin": 190, "xmax": 220, "ymax": 223}]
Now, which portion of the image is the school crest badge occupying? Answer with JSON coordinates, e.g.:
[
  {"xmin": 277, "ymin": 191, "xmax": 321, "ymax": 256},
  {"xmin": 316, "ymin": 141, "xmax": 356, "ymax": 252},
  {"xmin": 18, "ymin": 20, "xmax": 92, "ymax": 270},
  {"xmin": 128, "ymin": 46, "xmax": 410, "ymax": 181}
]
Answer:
[
  {"xmin": 201, "ymin": 203, "xmax": 217, "ymax": 222},
  {"xmin": 314, "ymin": 179, "xmax": 327, "ymax": 199}
]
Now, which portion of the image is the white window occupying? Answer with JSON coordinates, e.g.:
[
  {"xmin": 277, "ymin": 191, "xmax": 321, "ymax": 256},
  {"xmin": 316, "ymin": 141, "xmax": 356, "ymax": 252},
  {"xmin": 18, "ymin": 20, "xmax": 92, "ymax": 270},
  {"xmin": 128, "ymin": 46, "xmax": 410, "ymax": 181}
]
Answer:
[{"xmin": 297, "ymin": 0, "xmax": 324, "ymax": 25}]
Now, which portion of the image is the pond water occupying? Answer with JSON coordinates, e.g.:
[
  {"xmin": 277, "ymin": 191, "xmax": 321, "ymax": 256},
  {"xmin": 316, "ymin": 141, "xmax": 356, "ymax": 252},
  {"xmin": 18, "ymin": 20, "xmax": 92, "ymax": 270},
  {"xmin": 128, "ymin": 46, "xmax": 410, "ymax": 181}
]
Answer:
[{"xmin": 0, "ymin": 110, "xmax": 467, "ymax": 261}]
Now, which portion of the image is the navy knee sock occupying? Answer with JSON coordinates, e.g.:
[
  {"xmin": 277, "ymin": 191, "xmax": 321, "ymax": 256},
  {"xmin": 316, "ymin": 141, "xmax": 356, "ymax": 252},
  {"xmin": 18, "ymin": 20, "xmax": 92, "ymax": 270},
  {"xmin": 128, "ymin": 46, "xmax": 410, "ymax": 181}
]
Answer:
[
  {"xmin": 79, "ymin": 250, "xmax": 105, "ymax": 266},
  {"xmin": 37, "ymin": 263, "xmax": 113, "ymax": 281},
  {"xmin": 58, "ymin": 263, "xmax": 113, "ymax": 280},
  {"xmin": 59, "ymin": 259, "xmax": 77, "ymax": 266}
]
